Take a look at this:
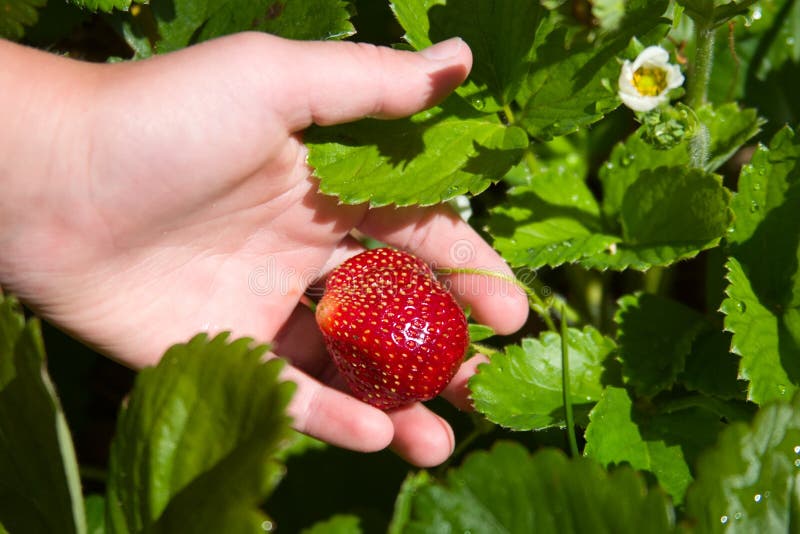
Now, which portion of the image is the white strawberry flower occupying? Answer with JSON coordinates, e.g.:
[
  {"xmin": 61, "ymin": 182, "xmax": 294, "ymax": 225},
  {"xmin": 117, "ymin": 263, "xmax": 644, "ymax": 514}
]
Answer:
[{"xmin": 618, "ymin": 46, "xmax": 684, "ymax": 112}]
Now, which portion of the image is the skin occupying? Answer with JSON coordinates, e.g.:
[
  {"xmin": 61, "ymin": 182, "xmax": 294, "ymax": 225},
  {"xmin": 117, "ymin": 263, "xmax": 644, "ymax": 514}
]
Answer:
[{"xmin": 0, "ymin": 33, "xmax": 529, "ymax": 467}]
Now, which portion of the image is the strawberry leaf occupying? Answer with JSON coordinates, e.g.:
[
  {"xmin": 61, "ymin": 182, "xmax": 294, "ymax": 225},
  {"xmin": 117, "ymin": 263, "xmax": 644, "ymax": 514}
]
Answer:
[
  {"xmin": 580, "ymin": 166, "xmax": 732, "ymax": 271},
  {"xmin": 390, "ymin": 441, "xmax": 676, "ymax": 533},
  {"xmin": 468, "ymin": 323, "xmax": 495, "ymax": 342},
  {"xmin": 600, "ymin": 104, "xmax": 761, "ymax": 223},
  {"xmin": 105, "ymin": 333, "xmax": 295, "ymax": 533},
  {"xmin": 0, "ymin": 295, "xmax": 86, "ymax": 534},
  {"xmin": 685, "ymin": 392, "xmax": 800, "ymax": 532},
  {"xmin": 122, "ymin": 0, "xmax": 353, "ymax": 56},
  {"xmin": 680, "ymin": 329, "xmax": 748, "ymax": 400},
  {"xmin": 391, "ymin": 0, "xmax": 548, "ymax": 112},
  {"xmin": 301, "ymin": 515, "xmax": 362, "ymax": 534},
  {"xmin": 491, "ymin": 109, "xmax": 742, "ymax": 271},
  {"xmin": 722, "ymin": 258, "xmax": 798, "ymax": 404},
  {"xmin": 515, "ymin": 0, "xmax": 670, "ymax": 140},
  {"xmin": 488, "ymin": 161, "xmax": 619, "ymax": 269},
  {"xmin": 306, "ymin": 98, "xmax": 528, "ymax": 207},
  {"xmin": 85, "ymin": 495, "xmax": 106, "ymax": 534},
  {"xmin": 67, "ymin": 0, "xmax": 136, "ymax": 12},
  {"xmin": 722, "ymin": 126, "xmax": 800, "ymax": 404},
  {"xmin": 584, "ymin": 386, "xmax": 726, "ymax": 504},
  {"xmin": 616, "ymin": 293, "xmax": 708, "ymax": 397},
  {"xmin": 0, "ymin": 0, "xmax": 45, "ymax": 40},
  {"xmin": 469, "ymin": 327, "xmax": 617, "ymax": 430}
]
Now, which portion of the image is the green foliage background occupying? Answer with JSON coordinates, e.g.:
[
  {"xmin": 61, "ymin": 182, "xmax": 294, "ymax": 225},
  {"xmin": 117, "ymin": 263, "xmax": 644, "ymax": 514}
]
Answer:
[{"xmin": 3, "ymin": 0, "xmax": 800, "ymax": 532}]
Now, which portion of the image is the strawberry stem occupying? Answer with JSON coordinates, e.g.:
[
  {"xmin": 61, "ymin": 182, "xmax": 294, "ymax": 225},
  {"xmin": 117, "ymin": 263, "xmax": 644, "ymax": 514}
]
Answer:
[
  {"xmin": 561, "ymin": 305, "xmax": 580, "ymax": 458},
  {"xmin": 469, "ymin": 342, "xmax": 500, "ymax": 357},
  {"xmin": 435, "ymin": 267, "xmax": 557, "ymax": 332}
]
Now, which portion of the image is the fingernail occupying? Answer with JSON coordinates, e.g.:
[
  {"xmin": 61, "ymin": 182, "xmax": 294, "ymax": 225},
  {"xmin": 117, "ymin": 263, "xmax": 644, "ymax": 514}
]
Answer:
[{"xmin": 419, "ymin": 37, "xmax": 464, "ymax": 61}]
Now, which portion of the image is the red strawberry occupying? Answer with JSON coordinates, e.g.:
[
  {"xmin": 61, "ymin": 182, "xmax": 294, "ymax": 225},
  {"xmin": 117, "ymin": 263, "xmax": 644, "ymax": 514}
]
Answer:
[{"xmin": 315, "ymin": 247, "xmax": 469, "ymax": 410}]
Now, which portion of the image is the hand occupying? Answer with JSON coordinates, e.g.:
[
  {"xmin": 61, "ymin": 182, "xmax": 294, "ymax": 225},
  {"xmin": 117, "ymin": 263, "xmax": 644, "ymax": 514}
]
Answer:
[{"xmin": 0, "ymin": 33, "xmax": 528, "ymax": 466}]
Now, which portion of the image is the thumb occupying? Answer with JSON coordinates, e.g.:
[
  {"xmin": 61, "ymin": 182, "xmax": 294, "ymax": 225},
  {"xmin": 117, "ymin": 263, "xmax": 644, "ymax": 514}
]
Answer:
[{"xmin": 261, "ymin": 34, "xmax": 472, "ymax": 131}]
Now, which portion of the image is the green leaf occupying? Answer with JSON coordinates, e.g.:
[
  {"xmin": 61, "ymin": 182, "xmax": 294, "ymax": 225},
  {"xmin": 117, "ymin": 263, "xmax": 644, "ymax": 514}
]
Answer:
[
  {"xmin": 68, "ymin": 0, "xmax": 134, "ymax": 13},
  {"xmin": 707, "ymin": 0, "xmax": 800, "ymax": 133},
  {"xmin": 677, "ymin": 0, "xmax": 757, "ymax": 25},
  {"xmin": 680, "ymin": 329, "xmax": 748, "ymax": 400},
  {"xmin": 105, "ymin": 333, "xmax": 295, "ymax": 533},
  {"xmin": 685, "ymin": 392, "xmax": 800, "ymax": 533},
  {"xmin": 728, "ymin": 126, "xmax": 800, "ymax": 247},
  {"xmin": 700, "ymin": 104, "xmax": 765, "ymax": 171},
  {"xmin": 516, "ymin": 0, "xmax": 670, "ymax": 140},
  {"xmin": 388, "ymin": 472, "xmax": 431, "ymax": 534},
  {"xmin": 275, "ymin": 431, "xmax": 327, "ymax": 462},
  {"xmin": 592, "ymin": 0, "xmax": 626, "ymax": 31},
  {"xmin": 251, "ymin": 0, "xmax": 355, "ymax": 41},
  {"xmin": 621, "ymin": 167, "xmax": 730, "ymax": 245},
  {"xmin": 469, "ymin": 327, "xmax": 617, "ymax": 430},
  {"xmin": 723, "ymin": 126, "xmax": 800, "ymax": 404},
  {"xmin": 712, "ymin": 0, "xmax": 761, "ymax": 26},
  {"xmin": 744, "ymin": 0, "xmax": 800, "ymax": 80},
  {"xmin": 600, "ymin": 104, "xmax": 761, "ymax": 223},
  {"xmin": 85, "ymin": 495, "xmax": 106, "ymax": 534},
  {"xmin": 616, "ymin": 293, "xmax": 708, "ymax": 396},
  {"xmin": 468, "ymin": 323, "xmax": 495, "ymax": 342},
  {"xmin": 393, "ymin": 0, "xmax": 669, "ymax": 135},
  {"xmin": 301, "ymin": 515, "xmax": 362, "ymax": 534},
  {"xmin": 582, "ymin": 166, "xmax": 732, "ymax": 271},
  {"xmin": 488, "ymin": 163, "xmax": 619, "ymax": 269},
  {"xmin": 393, "ymin": 441, "xmax": 676, "ymax": 533},
  {"xmin": 142, "ymin": 0, "xmax": 353, "ymax": 54},
  {"xmin": 0, "ymin": 296, "xmax": 86, "ymax": 534},
  {"xmin": 306, "ymin": 98, "xmax": 528, "ymax": 207},
  {"xmin": 676, "ymin": 0, "xmax": 715, "ymax": 24},
  {"xmin": 584, "ymin": 386, "xmax": 726, "ymax": 504},
  {"xmin": 516, "ymin": 104, "xmax": 752, "ymax": 272},
  {"xmin": 722, "ymin": 258, "xmax": 798, "ymax": 403},
  {"xmin": 391, "ymin": 0, "xmax": 547, "ymax": 111},
  {"xmin": 0, "ymin": 0, "xmax": 46, "ymax": 40}
]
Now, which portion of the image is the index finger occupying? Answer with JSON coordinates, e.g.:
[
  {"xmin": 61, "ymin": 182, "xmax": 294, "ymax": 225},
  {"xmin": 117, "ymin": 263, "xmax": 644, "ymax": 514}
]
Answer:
[{"xmin": 358, "ymin": 204, "xmax": 529, "ymax": 336}]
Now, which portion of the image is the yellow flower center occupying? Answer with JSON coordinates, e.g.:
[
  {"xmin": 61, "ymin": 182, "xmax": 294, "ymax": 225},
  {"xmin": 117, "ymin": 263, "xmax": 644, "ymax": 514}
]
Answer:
[{"xmin": 632, "ymin": 66, "xmax": 668, "ymax": 96}]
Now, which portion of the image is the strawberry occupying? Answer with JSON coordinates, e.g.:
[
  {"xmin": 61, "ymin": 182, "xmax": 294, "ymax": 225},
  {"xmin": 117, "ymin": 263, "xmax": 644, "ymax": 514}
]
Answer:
[{"xmin": 315, "ymin": 247, "xmax": 469, "ymax": 410}]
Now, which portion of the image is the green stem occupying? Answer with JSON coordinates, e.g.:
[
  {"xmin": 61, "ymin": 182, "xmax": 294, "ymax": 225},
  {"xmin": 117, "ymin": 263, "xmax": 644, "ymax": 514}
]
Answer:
[
  {"xmin": 470, "ymin": 342, "xmax": 500, "ymax": 357},
  {"xmin": 502, "ymin": 103, "xmax": 516, "ymax": 124},
  {"xmin": 643, "ymin": 266, "xmax": 664, "ymax": 295},
  {"xmin": 436, "ymin": 267, "xmax": 557, "ymax": 332},
  {"xmin": 687, "ymin": 23, "xmax": 715, "ymax": 109},
  {"xmin": 524, "ymin": 150, "xmax": 538, "ymax": 174},
  {"xmin": 561, "ymin": 305, "xmax": 579, "ymax": 458},
  {"xmin": 687, "ymin": 21, "xmax": 715, "ymax": 169}
]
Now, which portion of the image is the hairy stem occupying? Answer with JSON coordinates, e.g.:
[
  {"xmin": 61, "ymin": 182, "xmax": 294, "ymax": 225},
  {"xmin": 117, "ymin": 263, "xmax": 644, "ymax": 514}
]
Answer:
[
  {"xmin": 687, "ymin": 23, "xmax": 715, "ymax": 109},
  {"xmin": 687, "ymin": 22, "xmax": 715, "ymax": 168}
]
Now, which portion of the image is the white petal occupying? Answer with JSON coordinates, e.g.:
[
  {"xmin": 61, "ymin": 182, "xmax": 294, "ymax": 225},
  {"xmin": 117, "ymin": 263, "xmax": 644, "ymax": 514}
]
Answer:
[
  {"xmin": 632, "ymin": 46, "xmax": 670, "ymax": 71},
  {"xmin": 619, "ymin": 91, "xmax": 667, "ymax": 112},
  {"xmin": 619, "ymin": 60, "xmax": 634, "ymax": 81},
  {"xmin": 618, "ymin": 63, "xmax": 640, "ymax": 97},
  {"xmin": 665, "ymin": 64, "xmax": 685, "ymax": 89}
]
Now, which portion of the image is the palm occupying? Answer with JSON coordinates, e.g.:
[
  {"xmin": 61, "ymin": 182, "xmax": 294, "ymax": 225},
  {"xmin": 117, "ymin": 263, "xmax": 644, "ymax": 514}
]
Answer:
[
  {"xmin": 76, "ymin": 136, "xmax": 362, "ymax": 367},
  {"xmin": 3, "ymin": 33, "xmax": 529, "ymax": 466}
]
